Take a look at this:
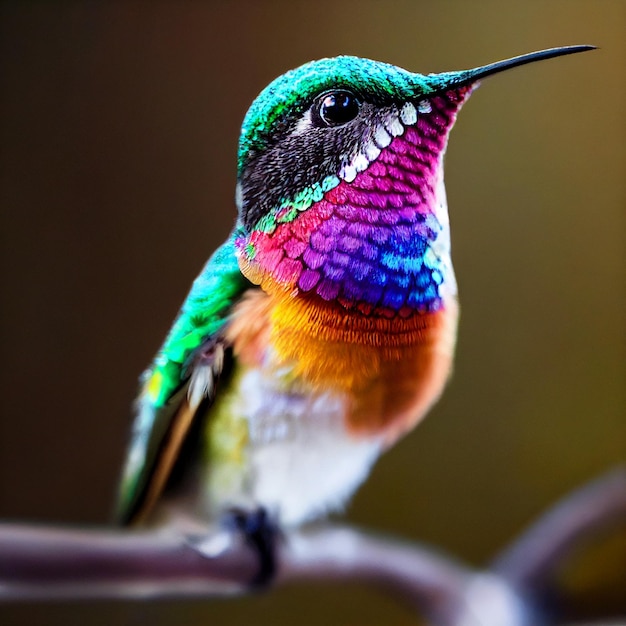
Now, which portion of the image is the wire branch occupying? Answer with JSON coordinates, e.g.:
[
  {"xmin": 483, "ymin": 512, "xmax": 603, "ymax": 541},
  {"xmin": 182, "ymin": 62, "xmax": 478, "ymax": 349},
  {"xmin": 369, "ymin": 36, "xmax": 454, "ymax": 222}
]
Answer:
[{"xmin": 0, "ymin": 466, "xmax": 624, "ymax": 626}]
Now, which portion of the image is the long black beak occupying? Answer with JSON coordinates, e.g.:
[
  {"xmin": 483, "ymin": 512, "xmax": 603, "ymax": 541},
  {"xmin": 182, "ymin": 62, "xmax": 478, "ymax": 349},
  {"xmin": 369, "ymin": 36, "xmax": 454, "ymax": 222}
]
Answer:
[
  {"xmin": 428, "ymin": 45, "xmax": 596, "ymax": 91},
  {"xmin": 466, "ymin": 45, "xmax": 596, "ymax": 81}
]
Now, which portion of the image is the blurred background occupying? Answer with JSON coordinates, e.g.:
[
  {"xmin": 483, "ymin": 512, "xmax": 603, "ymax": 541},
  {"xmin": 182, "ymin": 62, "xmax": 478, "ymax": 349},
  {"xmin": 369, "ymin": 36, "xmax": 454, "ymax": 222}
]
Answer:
[{"xmin": 0, "ymin": 1, "xmax": 624, "ymax": 625}]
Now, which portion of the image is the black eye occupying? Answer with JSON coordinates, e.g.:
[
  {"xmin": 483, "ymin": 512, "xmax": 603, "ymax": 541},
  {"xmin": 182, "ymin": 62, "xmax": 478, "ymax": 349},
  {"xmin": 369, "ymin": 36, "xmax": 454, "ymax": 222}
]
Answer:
[{"xmin": 314, "ymin": 90, "xmax": 360, "ymax": 127}]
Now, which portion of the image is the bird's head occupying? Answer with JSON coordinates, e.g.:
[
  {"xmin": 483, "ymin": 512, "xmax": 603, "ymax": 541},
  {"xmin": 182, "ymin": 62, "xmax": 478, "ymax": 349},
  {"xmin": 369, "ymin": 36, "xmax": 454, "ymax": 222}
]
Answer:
[{"xmin": 234, "ymin": 47, "xmax": 592, "ymax": 317}]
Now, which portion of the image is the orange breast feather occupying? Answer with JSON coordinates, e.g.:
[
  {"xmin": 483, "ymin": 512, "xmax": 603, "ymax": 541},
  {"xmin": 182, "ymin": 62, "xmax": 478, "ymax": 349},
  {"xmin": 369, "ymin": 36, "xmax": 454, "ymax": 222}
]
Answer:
[{"xmin": 227, "ymin": 288, "xmax": 458, "ymax": 443}]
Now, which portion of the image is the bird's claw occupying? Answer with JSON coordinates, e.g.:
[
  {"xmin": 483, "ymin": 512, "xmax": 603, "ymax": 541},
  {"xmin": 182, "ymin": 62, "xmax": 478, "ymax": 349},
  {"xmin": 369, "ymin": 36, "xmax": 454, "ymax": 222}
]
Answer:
[{"xmin": 222, "ymin": 506, "xmax": 281, "ymax": 588}]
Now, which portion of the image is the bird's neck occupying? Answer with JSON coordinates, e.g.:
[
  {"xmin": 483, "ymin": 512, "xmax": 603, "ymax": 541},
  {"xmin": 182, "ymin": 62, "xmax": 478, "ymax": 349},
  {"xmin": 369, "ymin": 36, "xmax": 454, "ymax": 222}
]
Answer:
[
  {"xmin": 238, "ymin": 118, "xmax": 458, "ymax": 317},
  {"xmin": 226, "ymin": 287, "xmax": 458, "ymax": 440}
]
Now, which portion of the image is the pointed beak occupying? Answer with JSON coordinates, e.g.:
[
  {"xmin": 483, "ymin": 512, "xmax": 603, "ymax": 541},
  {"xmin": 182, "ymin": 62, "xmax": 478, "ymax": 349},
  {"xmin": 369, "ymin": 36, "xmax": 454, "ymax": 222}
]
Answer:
[{"xmin": 425, "ymin": 45, "xmax": 596, "ymax": 92}]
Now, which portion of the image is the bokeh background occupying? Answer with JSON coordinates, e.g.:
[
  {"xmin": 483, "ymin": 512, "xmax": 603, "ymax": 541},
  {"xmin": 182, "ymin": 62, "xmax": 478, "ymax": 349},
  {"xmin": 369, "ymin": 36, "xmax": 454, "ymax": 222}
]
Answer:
[{"xmin": 1, "ymin": 2, "xmax": 624, "ymax": 625}]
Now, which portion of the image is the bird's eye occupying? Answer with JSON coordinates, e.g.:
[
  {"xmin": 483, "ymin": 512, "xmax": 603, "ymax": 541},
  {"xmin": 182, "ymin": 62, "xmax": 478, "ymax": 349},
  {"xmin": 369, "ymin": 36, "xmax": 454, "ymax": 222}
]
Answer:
[{"xmin": 314, "ymin": 90, "xmax": 360, "ymax": 127}]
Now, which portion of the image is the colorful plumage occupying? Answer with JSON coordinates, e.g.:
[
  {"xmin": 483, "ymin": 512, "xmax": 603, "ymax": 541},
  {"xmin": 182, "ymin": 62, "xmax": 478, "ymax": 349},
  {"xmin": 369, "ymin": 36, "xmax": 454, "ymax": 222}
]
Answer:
[{"xmin": 117, "ymin": 46, "xmax": 594, "ymax": 529}]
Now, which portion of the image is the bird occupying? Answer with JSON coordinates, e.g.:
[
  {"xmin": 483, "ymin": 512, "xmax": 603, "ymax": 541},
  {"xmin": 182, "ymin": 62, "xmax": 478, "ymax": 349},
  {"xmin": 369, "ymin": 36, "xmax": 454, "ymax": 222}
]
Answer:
[{"xmin": 116, "ymin": 46, "xmax": 593, "ymax": 577}]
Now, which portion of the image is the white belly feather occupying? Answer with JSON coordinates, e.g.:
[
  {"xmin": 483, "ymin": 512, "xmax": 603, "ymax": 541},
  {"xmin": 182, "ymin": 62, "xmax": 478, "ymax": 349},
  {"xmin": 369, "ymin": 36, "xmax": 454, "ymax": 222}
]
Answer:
[{"xmin": 202, "ymin": 366, "xmax": 382, "ymax": 526}]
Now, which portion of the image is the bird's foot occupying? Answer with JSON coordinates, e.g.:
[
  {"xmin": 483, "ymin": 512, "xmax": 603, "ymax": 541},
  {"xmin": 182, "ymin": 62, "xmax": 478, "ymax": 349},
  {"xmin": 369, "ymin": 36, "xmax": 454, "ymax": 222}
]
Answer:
[{"xmin": 222, "ymin": 506, "xmax": 281, "ymax": 588}]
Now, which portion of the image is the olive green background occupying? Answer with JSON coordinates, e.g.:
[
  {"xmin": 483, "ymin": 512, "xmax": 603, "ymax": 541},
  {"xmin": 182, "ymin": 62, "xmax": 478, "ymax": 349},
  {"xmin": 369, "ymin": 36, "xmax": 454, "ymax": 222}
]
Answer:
[{"xmin": 1, "ymin": 2, "xmax": 624, "ymax": 625}]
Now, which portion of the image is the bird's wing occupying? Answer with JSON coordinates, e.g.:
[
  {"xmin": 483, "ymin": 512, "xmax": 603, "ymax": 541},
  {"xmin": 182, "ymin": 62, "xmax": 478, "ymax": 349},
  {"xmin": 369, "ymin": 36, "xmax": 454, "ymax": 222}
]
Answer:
[{"xmin": 116, "ymin": 233, "xmax": 251, "ymax": 525}]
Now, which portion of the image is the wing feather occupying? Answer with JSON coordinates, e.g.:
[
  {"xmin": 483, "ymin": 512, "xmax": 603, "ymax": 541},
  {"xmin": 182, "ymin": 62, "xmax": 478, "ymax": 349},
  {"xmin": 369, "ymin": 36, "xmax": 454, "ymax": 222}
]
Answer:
[{"xmin": 116, "ymin": 233, "xmax": 250, "ymax": 524}]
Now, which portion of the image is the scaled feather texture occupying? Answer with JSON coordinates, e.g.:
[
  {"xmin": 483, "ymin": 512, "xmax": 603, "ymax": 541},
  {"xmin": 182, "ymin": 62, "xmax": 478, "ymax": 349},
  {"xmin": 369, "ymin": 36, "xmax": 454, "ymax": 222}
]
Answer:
[{"xmin": 117, "ymin": 47, "xmax": 594, "ymax": 527}]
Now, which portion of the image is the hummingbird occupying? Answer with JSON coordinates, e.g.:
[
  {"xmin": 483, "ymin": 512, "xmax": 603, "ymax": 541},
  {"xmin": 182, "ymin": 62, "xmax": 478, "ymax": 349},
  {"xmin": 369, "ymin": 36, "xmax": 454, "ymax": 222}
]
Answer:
[{"xmin": 116, "ymin": 46, "xmax": 593, "ymax": 565}]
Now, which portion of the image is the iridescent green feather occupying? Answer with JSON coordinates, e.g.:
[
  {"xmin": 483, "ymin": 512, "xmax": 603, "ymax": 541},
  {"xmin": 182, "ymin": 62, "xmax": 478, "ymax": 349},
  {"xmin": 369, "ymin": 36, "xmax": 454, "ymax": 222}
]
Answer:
[
  {"xmin": 116, "ymin": 232, "xmax": 250, "ymax": 522},
  {"xmin": 238, "ymin": 55, "xmax": 473, "ymax": 172},
  {"xmin": 149, "ymin": 233, "xmax": 248, "ymax": 405}
]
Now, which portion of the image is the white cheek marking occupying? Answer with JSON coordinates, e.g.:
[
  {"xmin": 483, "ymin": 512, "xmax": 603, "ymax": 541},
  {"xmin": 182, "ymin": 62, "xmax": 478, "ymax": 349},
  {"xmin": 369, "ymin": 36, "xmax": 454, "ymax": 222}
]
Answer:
[
  {"xmin": 418, "ymin": 100, "xmax": 432, "ymax": 114},
  {"xmin": 374, "ymin": 125, "xmax": 392, "ymax": 149},
  {"xmin": 352, "ymin": 153, "xmax": 369, "ymax": 173},
  {"xmin": 339, "ymin": 163, "xmax": 358, "ymax": 183},
  {"xmin": 365, "ymin": 142, "xmax": 381, "ymax": 162},
  {"xmin": 385, "ymin": 113, "xmax": 405, "ymax": 138},
  {"xmin": 289, "ymin": 102, "xmax": 421, "ymax": 197},
  {"xmin": 292, "ymin": 109, "xmax": 313, "ymax": 135},
  {"xmin": 400, "ymin": 101, "xmax": 417, "ymax": 125}
]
